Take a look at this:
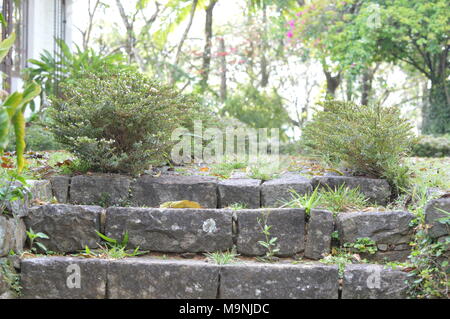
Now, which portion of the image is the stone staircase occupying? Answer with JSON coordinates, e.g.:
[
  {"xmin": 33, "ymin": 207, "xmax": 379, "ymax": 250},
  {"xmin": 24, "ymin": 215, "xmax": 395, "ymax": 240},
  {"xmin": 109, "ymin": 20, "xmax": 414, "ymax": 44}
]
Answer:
[
  {"xmin": 20, "ymin": 256, "xmax": 409, "ymax": 299},
  {"xmin": 2, "ymin": 173, "xmax": 449, "ymax": 299}
]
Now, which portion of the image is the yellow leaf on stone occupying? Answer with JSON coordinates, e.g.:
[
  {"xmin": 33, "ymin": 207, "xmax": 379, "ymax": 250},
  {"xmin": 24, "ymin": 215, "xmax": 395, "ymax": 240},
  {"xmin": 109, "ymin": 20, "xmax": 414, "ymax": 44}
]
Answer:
[{"xmin": 160, "ymin": 200, "xmax": 202, "ymax": 209}]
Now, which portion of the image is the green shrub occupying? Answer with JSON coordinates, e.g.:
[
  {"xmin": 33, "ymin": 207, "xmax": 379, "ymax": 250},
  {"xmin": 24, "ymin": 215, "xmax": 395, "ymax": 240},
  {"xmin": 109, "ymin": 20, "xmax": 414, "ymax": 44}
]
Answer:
[
  {"xmin": 411, "ymin": 135, "xmax": 450, "ymax": 157},
  {"xmin": 4, "ymin": 122, "xmax": 62, "ymax": 152},
  {"xmin": 280, "ymin": 140, "xmax": 306, "ymax": 155},
  {"xmin": 302, "ymin": 100, "xmax": 415, "ymax": 191},
  {"xmin": 25, "ymin": 124, "xmax": 62, "ymax": 151},
  {"xmin": 49, "ymin": 68, "xmax": 207, "ymax": 174}
]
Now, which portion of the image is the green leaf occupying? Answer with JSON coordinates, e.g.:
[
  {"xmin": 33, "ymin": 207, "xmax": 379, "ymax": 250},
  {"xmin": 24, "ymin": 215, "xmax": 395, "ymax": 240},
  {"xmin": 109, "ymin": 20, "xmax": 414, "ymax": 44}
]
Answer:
[
  {"xmin": 0, "ymin": 108, "xmax": 10, "ymax": 149},
  {"xmin": 0, "ymin": 32, "xmax": 15, "ymax": 63},
  {"xmin": 95, "ymin": 230, "xmax": 118, "ymax": 244},
  {"xmin": 35, "ymin": 232, "xmax": 49, "ymax": 239},
  {"xmin": 12, "ymin": 111, "xmax": 26, "ymax": 172},
  {"xmin": 121, "ymin": 231, "xmax": 129, "ymax": 247},
  {"xmin": 35, "ymin": 242, "xmax": 48, "ymax": 252}
]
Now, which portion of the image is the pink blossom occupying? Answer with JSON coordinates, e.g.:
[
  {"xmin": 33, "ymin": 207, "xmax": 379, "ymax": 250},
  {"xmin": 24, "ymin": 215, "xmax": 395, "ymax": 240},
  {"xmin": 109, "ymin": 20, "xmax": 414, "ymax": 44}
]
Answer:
[
  {"xmin": 286, "ymin": 31, "xmax": 294, "ymax": 38},
  {"xmin": 296, "ymin": 11, "xmax": 303, "ymax": 17},
  {"xmin": 288, "ymin": 19, "xmax": 296, "ymax": 27}
]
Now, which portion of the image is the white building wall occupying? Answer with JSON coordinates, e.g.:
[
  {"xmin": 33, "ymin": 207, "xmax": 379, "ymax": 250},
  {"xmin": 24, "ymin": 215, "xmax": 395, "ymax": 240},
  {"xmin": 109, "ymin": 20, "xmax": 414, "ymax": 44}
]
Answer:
[
  {"xmin": 27, "ymin": 0, "xmax": 74, "ymax": 62},
  {"xmin": 11, "ymin": 0, "xmax": 73, "ymax": 108}
]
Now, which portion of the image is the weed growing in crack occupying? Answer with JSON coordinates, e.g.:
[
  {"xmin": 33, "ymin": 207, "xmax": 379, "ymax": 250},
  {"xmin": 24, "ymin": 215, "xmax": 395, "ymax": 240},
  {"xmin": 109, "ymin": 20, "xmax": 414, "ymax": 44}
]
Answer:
[
  {"xmin": 285, "ymin": 184, "xmax": 368, "ymax": 213},
  {"xmin": 26, "ymin": 228, "xmax": 49, "ymax": 253},
  {"xmin": 204, "ymin": 249, "xmax": 239, "ymax": 265},
  {"xmin": 257, "ymin": 211, "xmax": 279, "ymax": 262},
  {"xmin": 228, "ymin": 203, "xmax": 248, "ymax": 210},
  {"xmin": 90, "ymin": 231, "xmax": 148, "ymax": 259}
]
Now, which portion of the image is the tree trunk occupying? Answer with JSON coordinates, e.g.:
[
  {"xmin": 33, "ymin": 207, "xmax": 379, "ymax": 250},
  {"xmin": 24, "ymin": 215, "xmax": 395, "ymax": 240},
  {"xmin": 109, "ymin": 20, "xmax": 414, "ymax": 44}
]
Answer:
[
  {"xmin": 200, "ymin": 0, "xmax": 218, "ymax": 91},
  {"xmin": 360, "ymin": 65, "xmax": 378, "ymax": 106},
  {"xmin": 1, "ymin": 0, "xmax": 13, "ymax": 92},
  {"xmin": 423, "ymin": 78, "xmax": 450, "ymax": 134},
  {"xmin": 324, "ymin": 69, "xmax": 341, "ymax": 99},
  {"xmin": 171, "ymin": 0, "xmax": 198, "ymax": 84},
  {"xmin": 219, "ymin": 37, "xmax": 227, "ymax": 101},
  {"xmin": 260, "ymin": 4, "xmax": 269, "ymax": 87},
  {"xmin": 116, "ymin": 0, "xmax": 134, "ymax": 63},
  {"xmin": 82, "ymin": 0, "xmax": 101, "ymax": 51}
]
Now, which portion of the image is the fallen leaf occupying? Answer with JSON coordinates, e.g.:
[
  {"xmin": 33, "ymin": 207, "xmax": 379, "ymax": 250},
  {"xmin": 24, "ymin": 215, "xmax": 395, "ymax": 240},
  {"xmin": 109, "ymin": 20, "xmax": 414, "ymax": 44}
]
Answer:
[
  {"xmin": 55, "ymin": 159, "xmax": 73, "ymax": 167},
  {"xmin": 152, "ymin": 171, "xmax": 162, "ymax": 178},
  {"xmin": 160, "ymin": 200, "xmax": 203, "ymax": 209}
]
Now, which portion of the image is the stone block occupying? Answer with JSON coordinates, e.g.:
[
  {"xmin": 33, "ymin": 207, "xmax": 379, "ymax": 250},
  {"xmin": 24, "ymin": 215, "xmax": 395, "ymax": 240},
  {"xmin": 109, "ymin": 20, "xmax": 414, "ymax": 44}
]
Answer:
[
  {"xmin": 305, "ymin": 209, "xmax": 334, "ymax": 260},
  {"xmin": 20, "ymin": 257, "xmax": 107, "ymax": 299},
  {"xmin": 220, "ymin": 262, "xmax": 339, "ymax": 299},
  {"xmin": 131, "ymin": 175, "xmax": 218, "ymax": 208},
  {"xmin": 107, "ymin": 258, "xmax": 219, "ymax": 299},
  {"xmin": 218, "ymin": 178, "xmax": 261, "ymax": 208},
  {"xmin": 25, "ymin": 204, "xmax": 103, "ymax": 253},
  {"xmin": 342, "ymin": 264, "xmax": 409, "ymax": 299},
  {"xmin": 235, "ymin": 208, "xmax": 305, "ymax": 256},
  {"xmin": 105, "ymin": 207, "xmax": 233, "ymax": 253},
  {"xmin": 261, "ymin": 173, "xmax": 312, "ymax": 208}
]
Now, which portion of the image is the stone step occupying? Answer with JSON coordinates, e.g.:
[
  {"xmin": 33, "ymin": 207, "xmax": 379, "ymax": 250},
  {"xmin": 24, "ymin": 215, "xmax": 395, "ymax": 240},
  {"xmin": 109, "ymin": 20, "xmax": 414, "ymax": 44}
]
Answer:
[
  {"xmin": 19, "ymin": 256, "xmax": 410, "ymax": 299},
  {"xmin": 21, "ymin": 204, "xmax": 415, "ymax": 262},
  {"xmin": 48, "ymin": 173, "xmax": 391, "ymax": 208}
]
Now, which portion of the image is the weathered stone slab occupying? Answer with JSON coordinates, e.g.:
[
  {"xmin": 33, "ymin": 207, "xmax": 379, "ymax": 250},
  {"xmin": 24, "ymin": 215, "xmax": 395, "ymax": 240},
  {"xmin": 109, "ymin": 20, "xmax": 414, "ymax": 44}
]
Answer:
[
  {"xmin": 305, "ymin": 209, "xmax": 334, "ymax": 260},
  {"xmin": 337, "ymin": 211, "xmax": 414, "ymax": 262},
  {"xmin": 235, "ymin": 208, "xmax": 305, "ymax": 256},
  {"xmin": 25, "ymin": 204, "xmax": 103, "ymax": 253},
  {"xmin": 218, "ymin": 178, "xmax": 261, "ymax": 208},
  {"xmin": 50, "ymin": 176, "xmax": 70, "ymax": 203},
  {"xmin": 70, "ymin": 174, "xmax": 131, "ymax": 206},
  {"xmin": 131, "ymin": 175, "xmax": 218, "ymax": 208},
  {"xmin": 20, "ymin": 257, "xmax": 107, "ymax": 299},
  {"xmin": 424, "ymin": 197, "xmax": 450, "ymax": 239},
  {"xmin": 105, "ymin": 207, "xmax": 233, "ymax": 253},
  {"xmin": 337, "ymin": 211, "xmax": 414, "ymax": 245},
  {"xmin": 0, "ymin": 215, "xmax": 26, "ymax": 257},
  {"xmin": 107, "ymin": 258, "xmax": 219, "ymax": 299},
  {"xmin": 5, "ymin": 179, "xmax": 53, "ymax": 217},
  {"xmin": 28, "ymin": 180, "xmax": 53, "ymax": 203},
  {"xmin": 312, "ymin": 176, "xmax": 391, "ymax": 205},
  {"xmin": 220, "ymin": 262, "xmax": 339, "ymax": 299},
  {"xmin": 261, "ymin": 173, "xmax": 312, "ymax": 207},
  {"xmin": 342, "ymin": 264, "xmax": 409, "ymax": 299}
]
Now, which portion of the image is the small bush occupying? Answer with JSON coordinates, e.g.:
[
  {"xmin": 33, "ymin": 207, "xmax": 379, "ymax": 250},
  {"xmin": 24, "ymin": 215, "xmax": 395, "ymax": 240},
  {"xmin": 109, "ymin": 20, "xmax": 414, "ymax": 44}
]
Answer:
[
  {"xmin": 25, "ymin": 124, "xmax": 62, "ymax": 151},
  {"xmin": 302, "ymin": 100, "xmax": 415, "ymax": 191},
  {"xmin": 411, "ymin": 135, "xmax": 450, "ymax": 157},
  {"xmin": 49, "ymin": 68, "xmax": 208, "ymax": 174},
  {"xmin": 4, "ymin": 123, "xmax": 62, "ymax": 152}
]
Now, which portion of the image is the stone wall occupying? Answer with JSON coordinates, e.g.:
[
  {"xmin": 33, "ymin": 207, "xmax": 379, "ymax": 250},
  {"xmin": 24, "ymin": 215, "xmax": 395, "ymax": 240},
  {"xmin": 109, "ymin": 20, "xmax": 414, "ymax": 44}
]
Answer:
[
  {"xmin": 19, "ymin": 256, "xmax": 410, "ymax": 299},
  {"xmin": 424, "ymin": 197, "xmax": 450, "ymax": 266},
  {"xmin": 24, "ymin": 204, "xmax": 416, "ymax": 263},
  {"xmin": 50, "ymin": 173, "xmax": 392, "ymax": 208},
  {"xmin": 0, "ymin": 180, "xmax": 53, "ymax": 258}
]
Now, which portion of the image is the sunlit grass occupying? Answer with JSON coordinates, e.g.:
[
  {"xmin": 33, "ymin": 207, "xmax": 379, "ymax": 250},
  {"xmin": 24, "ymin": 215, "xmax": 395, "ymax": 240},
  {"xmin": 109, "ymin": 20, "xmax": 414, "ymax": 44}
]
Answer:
[{"xmin": 406, "ymin": 157, "xmax": 450, "ymax": 190}]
